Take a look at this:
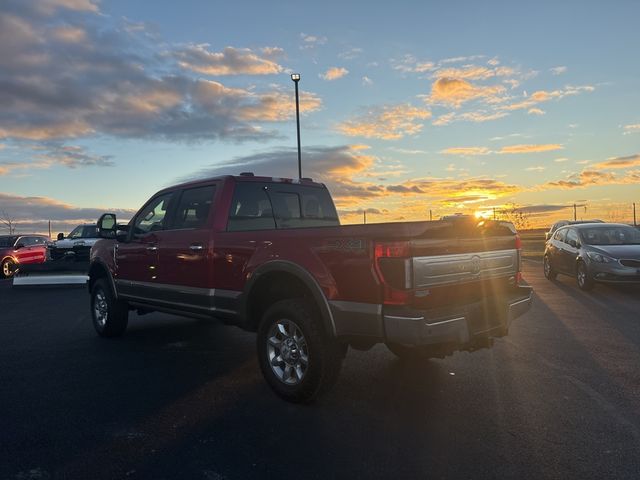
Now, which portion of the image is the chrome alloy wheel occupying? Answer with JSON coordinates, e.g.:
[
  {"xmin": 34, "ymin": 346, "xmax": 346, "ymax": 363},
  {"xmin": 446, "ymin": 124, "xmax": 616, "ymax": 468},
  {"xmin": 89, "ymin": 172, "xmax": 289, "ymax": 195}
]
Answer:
[
  {"xmin": 577, "ymin": 264, "xmax": 587, "ymax": 288},
  {"xmin": 2, "ymin": 261, "xmax": 12, "ymax": 277},
  {"xmin": 543, "ymin": 256, "xmax": 551, "ymax": 277},
  {"xmin": 94, "ymin": 290, "xmax": 109, "ymax": 327},
  {"xmin": 267, "ymin": 319, "xmax": 309, "ymax": 385}
]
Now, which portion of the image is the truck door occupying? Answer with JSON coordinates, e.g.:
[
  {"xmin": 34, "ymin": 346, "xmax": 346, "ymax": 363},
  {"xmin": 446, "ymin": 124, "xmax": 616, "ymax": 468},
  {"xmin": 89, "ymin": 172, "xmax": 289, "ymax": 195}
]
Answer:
[
  {"xmin": 155, "ymin": 184, "xmax": 217, "ymax": 312},
  {"xmin": 115, "ymin": 191, "xmax": 175, "ymax": 302}
]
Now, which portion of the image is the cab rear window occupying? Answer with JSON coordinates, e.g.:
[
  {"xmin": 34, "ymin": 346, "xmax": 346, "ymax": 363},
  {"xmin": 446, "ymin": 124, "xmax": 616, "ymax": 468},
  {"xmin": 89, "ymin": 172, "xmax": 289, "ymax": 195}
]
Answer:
[{"xmin": 226, "ymin": 182, "xmax": 339, "ymax": 231}]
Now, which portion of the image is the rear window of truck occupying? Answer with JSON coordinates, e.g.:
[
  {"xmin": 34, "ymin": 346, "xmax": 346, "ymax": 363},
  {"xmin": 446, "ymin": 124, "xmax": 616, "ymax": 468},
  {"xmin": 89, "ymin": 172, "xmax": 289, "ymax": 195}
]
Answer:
[{"xmin": 226, "ymin": 182, "xmax": 339, "ymax": 231}]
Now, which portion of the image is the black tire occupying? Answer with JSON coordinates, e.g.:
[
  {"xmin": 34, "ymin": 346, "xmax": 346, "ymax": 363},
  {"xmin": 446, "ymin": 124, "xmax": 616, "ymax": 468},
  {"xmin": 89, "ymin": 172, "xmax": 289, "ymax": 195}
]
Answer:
[
  {"xmin": 257, "ymin": 298, "xmax": 346, "ymax": 403},
  {"xmin": 576, "ymin": 261, "xmax": 594, "ymax": 291},
  {"xmin": 1, "ymin": 258, "xmax": 17, "ymax": 279},
  {"xmin": 91, "ymin": 278, "xmax": 129, "ymax": 337},
  {"xmin": 543, "ymin": 255, "xmax": 557, "ymax": 280}
]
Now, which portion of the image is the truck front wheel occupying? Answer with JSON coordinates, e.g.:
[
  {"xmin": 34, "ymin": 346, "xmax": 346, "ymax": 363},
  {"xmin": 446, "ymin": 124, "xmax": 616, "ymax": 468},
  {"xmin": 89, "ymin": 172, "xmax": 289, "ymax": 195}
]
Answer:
[
  {"xmin": 91, "ymin": 278, "xmax": 129, "ymax": 337},
  {"xmin": 257, "ymin": 298, "xmax": 345, "ymax": 403}
]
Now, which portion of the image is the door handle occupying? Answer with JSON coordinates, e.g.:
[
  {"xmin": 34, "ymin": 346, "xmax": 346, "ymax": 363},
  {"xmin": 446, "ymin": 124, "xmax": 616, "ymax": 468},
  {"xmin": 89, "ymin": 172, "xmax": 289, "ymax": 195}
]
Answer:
[
  {"xmin": 189, "ymin": 244, "xmax": 204, "ymax": 251},
  {"xmin": 146, "ymin": 245, "xmax": 158, "ymax": 252}
]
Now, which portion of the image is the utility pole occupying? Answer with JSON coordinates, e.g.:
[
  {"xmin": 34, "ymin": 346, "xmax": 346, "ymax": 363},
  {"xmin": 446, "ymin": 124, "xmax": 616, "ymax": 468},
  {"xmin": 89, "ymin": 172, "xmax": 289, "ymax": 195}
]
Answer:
[
  {"xmin": 493, "ymin": 207, "xmax": 496, "ymax": 220},
  {"xmin": 573, "ymin": 203, "xmax": 577, "ymax": 221},
  {"xmin": 48, "ymin": 220, "xmax": 51, "ymax": 239},
  {"xmin": 429, "ymin": 209, "xmax": 432, "ymax": 221},
  {"xmin": 290, "ymin": 73, "xmax": 302, "ymax": 179},
  {"xmin": 634, "ymin": 202, "xmax": 637, "ymax": 226},
  {"xmin": 363, "ymin": 210, "xmax": 367, "ymax": 224}
]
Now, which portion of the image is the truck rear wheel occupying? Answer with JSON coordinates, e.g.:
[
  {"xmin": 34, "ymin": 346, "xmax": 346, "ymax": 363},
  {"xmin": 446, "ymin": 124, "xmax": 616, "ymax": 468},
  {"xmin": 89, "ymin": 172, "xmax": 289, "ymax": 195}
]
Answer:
[
  {"xmin": 91, "ymin": 278, "xmax": 129, "ymax": 337},
  {"xmin": 257, "ymin": 298, "xmax": 345, "ymax": 403}
]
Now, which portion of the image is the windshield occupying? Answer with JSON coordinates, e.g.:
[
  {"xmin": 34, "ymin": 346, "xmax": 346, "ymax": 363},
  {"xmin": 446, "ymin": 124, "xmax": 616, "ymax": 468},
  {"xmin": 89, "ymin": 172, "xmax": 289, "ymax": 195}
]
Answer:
[
  {"xmin": 0, "ymin": 236, "xmax": 18, "ymax": 247},
  {"xmin": 580, "ymin": 226, "xmax": 640, "ymax": 245},
  {"xmin": 68, "ymin": 226, "xmax": 84, "ymax": 239}
]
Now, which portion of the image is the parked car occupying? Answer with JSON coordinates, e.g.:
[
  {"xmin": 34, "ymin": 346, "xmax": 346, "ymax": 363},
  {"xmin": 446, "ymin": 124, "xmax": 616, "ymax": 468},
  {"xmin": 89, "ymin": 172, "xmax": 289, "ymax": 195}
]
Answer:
[
  {"xmin": 543, "ymin": 223, "xmax": 640, "ymax": 290},
  {"xmin": 545, "ymin": 219, "xmax": 604, "ymax": 241},
  {"xmin": 49, "ymin": 224, "xmax": 100, "ymax": 262},
  {"xmin": 88, "ymin": 173, "xmax": 532, "ymax": 402},
  {"xmin": 0, "ymin": 234, "xmax": 50, "ymax": 278}
]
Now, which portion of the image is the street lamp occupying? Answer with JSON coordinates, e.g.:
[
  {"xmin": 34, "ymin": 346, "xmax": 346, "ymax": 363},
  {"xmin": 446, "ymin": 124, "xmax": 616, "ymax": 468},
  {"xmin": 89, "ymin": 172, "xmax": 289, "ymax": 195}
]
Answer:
[{"xmin": 291, "ymin": 73, "xmax": 302, "ymax": 179}]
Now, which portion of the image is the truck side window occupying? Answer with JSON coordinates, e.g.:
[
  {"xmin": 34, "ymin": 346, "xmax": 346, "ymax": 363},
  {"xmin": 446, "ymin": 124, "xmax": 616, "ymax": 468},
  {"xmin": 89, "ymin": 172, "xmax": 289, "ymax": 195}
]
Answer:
[
  {"xmin": 133, "ymin": 192, "xmax": 174, "ymax": 236},
  {"xmin": 271, "ymin": 185, "xmax": 339, "ymax": 229},
  {"xmin": 227, "ymin": 183, "xmax": 276, "ymax": 231},
  {"xmin": 172, "ymin": 185, "xmax": 216, "ymax": 229}
]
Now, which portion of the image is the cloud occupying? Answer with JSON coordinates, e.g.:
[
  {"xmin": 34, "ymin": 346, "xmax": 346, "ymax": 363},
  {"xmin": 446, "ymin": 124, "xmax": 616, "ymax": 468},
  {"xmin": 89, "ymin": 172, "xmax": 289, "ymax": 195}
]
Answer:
[
  {"xmin": 299, "ymin": 33, "xmax": 327, "ymax": 49},
  {"xmin": 544, "ymin": 169, "xmax": 640, "ymax": 189},
  {"xmin": 51, "ymin": 25, "xmax": 87, "ymax": 43},
  {"xmin": 173, "ymin": 45, "xmax": 284, "ymax": 76},
  {"xmin": 426, "ymin": 78, "xmax": 506, "ymax": 107},
  {"xmin": 502, "ymin": 85, "xmax": 595, "ymax": 112},
  {"xmin": 0, "ymin": 144, "xmax": 114, "ymax": 175},
  {"xmin": 441, "ymin": 147, "xmax": 490, "ymax": 156},
  {"xmin": 441, "ymin": 144, "xmax": 562, "ymax": 155},
  {"xmin": 0, "ymin": 192, "xmax": 135, "ymax": 231},
  {"xmin": 337, "ymin": 104, "xmax": 431, "ymax": 140},
  {"xmin": 528, "ymin": 108, "xmax": 545, "ymax": 115},
  {"xmin": 439, "ymin": 55, "xmax": 485, "ymax": 64},
  {"xmin": 591, "ymin": 153, "xmax": 640, "ymax": 170},
  {"xmin": 0, "ymin": 2, "xmax": 322, "ymax": 144},
  {"xmin": 320, "ymin": 67, "xmax": 349, "ymax": 81},
  {"xmin": 550, "ymin": 66, "xmax": 567, "ymax": 75},
  {"xmin": 515, "ymin": 204, "xmax": 574, "ymax": 214},
  {"xmin": 431, "ymin": 65, "xmax": 516, "ymax": 81},
  {"xmin": 525, "ymin": 166, "xmax": 546, "ymax": 171},
  {"xmin": 433, "ymin": 110, "xmax": 508, "ymax": 125},
  {"xmin": 338, "ymin": 47, "xmax": 363, "ymax": 60},
  {"xmin": 180, "ymin": 144, "xmax": 376, "ymax": 185},
  {"xmin": 623, "ymin": 124, "xmax": 640, "ymax": 134},
  {"xmin": 391, "ymin": 54, "xmax": 435, "ymax": 73},
  {"xmin": 554, "ymin": 157, "xmax": 569, "ymax": 162},
  {"xmin": 498, "ymin": 144, "xmax": 563, "ymax": 154},
  {"xmin": 179, "ymin": 145, "xmax": 519, "ymax": 218},
  {"xmin": 362, "ymin": 76, "xmax": 373, "ymax": 86}
]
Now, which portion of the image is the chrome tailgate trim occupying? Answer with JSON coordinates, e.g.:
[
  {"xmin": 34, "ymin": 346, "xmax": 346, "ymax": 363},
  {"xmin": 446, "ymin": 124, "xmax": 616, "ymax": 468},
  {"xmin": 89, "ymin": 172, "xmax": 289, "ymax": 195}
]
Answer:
[{"xmin": 413, "ymin": 248, "xmax": 517, "ymax": 288}]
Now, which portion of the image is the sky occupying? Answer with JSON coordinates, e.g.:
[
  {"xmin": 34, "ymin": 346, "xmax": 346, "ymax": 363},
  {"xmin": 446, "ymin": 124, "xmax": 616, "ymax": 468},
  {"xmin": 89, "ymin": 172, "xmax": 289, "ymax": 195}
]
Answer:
[{"xmin": 0, "ymin": 0, "xmax": 639, "ymax": 233}]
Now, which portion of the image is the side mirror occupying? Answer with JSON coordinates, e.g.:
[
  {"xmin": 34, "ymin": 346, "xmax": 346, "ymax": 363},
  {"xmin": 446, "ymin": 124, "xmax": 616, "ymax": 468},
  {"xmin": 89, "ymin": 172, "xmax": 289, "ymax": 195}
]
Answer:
[
  {"xmin": 97, "ymin": 213, "xmax": 117, "ymax": 239},
  {"xmin": 57, "ymin": 233, "xmax": 64, "ymax": 241}
]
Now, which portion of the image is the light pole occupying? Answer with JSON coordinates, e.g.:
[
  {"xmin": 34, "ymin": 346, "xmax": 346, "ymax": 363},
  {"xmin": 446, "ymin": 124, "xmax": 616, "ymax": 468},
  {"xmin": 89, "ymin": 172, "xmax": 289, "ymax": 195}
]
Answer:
[{"xmin": 291, "ymin": 73, "xmax": 302, "ymax": 179}]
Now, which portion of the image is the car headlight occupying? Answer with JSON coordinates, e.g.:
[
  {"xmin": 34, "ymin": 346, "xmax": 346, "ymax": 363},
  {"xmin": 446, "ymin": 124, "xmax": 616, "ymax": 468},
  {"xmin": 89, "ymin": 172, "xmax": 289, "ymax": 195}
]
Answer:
[{"xmin": 586, "ymin": 252, "xmax": 615, "ymax": 263}]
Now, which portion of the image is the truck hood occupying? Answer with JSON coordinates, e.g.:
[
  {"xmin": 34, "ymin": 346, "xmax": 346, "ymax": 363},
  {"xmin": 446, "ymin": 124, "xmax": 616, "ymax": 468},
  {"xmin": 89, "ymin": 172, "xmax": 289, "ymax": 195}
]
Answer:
[{"xmin": 53, "ymin": 238, "xmax": 101, "ymax": 248}]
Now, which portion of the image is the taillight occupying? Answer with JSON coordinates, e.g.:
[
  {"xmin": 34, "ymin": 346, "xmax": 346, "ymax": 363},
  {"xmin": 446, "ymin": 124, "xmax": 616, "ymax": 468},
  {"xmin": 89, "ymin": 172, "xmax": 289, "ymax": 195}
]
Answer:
[{"xmin": 374, "ymin": 241, "xmax": 412, "ymax": 305}]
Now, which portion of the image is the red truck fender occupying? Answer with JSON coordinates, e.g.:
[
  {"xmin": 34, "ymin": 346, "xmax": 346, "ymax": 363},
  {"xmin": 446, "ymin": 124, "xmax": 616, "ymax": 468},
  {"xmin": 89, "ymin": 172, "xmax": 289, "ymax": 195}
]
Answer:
[{"xmin": 240, "ymin": 260, "xmax": 337, "ymax": 337}]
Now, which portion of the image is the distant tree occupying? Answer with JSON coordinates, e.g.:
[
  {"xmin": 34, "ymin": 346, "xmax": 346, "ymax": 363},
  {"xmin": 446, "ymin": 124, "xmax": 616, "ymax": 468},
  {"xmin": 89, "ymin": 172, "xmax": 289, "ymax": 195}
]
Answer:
[
  {"xmin": 500, "ymin": 203, "xmax": 531, "ymax": 231},
  {"xmin": 0, "ymin": 209, "xmax": 17, "ymax": 234}
]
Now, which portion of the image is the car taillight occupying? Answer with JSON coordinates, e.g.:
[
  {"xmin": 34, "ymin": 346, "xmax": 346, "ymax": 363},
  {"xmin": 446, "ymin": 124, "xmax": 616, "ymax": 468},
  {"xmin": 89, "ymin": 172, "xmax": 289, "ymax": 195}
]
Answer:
[{"xmin": 374, "ymin": 241, "xmax": 412, "ymax": 305}]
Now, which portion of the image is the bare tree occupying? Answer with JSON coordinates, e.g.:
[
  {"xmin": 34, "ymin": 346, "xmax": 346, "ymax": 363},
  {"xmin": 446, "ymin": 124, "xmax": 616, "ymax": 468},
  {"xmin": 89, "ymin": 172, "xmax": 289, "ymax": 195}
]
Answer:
[
  {"xmin": 0, "ymin": 209, "xmax": 17, "ymax": 234},
  {"xmin": 499, "ymin": 203, "xmax": 531, "ymax": 231}
]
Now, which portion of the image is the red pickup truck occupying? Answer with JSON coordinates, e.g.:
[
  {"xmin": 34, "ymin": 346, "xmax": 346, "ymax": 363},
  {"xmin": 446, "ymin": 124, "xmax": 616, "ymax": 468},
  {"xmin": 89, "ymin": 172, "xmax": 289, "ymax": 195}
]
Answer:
[{"xmin": 89, "ymin": 173, "xmax": 532, "ymax": 402}]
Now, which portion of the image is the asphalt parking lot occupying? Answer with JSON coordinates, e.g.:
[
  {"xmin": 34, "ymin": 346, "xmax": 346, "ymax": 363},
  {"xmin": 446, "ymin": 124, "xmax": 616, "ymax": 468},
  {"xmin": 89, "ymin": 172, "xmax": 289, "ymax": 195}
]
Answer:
[{"xmin": 1, "ymin": 260, "xmax": 639, "ymax": 480}]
